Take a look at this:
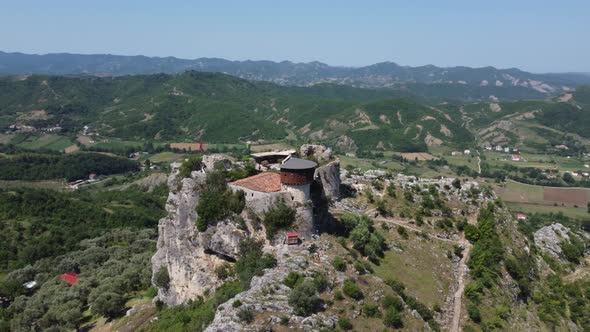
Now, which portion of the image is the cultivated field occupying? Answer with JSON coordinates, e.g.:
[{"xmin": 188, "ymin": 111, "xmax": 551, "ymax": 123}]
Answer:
[
  {"xmin": 397, "ymin": 152, "xmax": 436, "ymax": 161},
  {"xmin": 495, "ymin": 180, "xmax": 590, "ymax": 219},
  {"xmin": 17, "ymin": 134, "xmax": 74, "ymax": 151}
]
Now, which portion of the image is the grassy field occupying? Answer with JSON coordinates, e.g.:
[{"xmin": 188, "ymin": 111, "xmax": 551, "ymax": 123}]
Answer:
[
  {"xmin": 148, "ymin": 151, "xmax": 185, "ymax": 163},
  {"xmin": 0, "ymin": 179, "xmax": 67, "ymax": 190},
  {"xmin": 370, "ymin": 225, "xmax": 455, "ymax": 307},
  {"xmin": 483, "ymin": 151, "xmax": 587, "ymax": 172},
  {"xmin": 505, "ymin": 202, "xmax": 589, "ymax": 220},
  {"xmin": 0, "ymin": 134, "xmax": 14, "ymax": 144},
  {"xmin": 17, "ymin": 134, "xmax": 74, "ymax": 151},
  {"xmin": 445, "ymin": 154, "xmax": 479, "ymax": 172},
  {"xmin": 495, "ymin": 180, "xmax": 590, "ymax": 219}
]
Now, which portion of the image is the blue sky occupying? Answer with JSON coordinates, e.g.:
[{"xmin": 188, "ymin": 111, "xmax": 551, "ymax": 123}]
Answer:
[{"xmin": 0, "ymin": 0, "xmax": 588, "ymax": 72}]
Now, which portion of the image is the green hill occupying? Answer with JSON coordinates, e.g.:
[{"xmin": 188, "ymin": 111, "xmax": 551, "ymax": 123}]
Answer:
[{"xmin": 1, "ymin": 72, "xmax": 589, "ymax": 155}]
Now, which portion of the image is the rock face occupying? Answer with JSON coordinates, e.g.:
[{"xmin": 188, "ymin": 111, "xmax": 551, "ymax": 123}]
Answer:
[
  {"xmin": 202, "ymin": 153, "xmax": 236, "ymax": 171},
  {"xmin": 202, "ymin": 220, "xmax": 247, "ymax": 260},
  {"xmin": 300, "ymin": 144, "xmax": 333, "ymax": 163},
  {"xmin": 151, "ymin": 165, "xmax": 247, "ymax": 306},
  {"xmin": 534, "ymin": 223, "xmax": 571, "ymax": 258},
  {"xmin": 315, "ymin": 160, "xmax": 341, "ymax": 201}
]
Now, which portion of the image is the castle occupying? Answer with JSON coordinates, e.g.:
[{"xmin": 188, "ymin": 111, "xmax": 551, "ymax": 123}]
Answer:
[{"xmin": 228, "ymin": 156, "xmax": 317, "ymax": 214}]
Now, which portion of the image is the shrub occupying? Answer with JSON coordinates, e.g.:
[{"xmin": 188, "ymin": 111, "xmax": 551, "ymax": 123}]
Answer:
[
  {"xmin": 332, "ymin": 257, "xmax": 347, "ymax": 272},
  {"xmin": 363, "ymin": 303, "xmax": 380, "ymax": 317},
  {"xmin": 333, "ymin": 290, "xmax": 343, "ymax": 300},
  {"xmin": 468, "ymin": 303, "xmax": 481, "ymax": 323},
  {"xmin": 385, "ymin": 278, "xmax": 406, "ymax": 294},
  {"xmin": 237, "ymin": 307, "xmax": 254, "ymax": 323},
  {"xmin": 397, "ymin": 226, "xmax": 409, "ymax": 239},
  {"xmin": 262, "ymin": 201, "xmax": 296, "ymax": 239},
  {"xmin": 144, "ymin": 287, "xmax": 158, "ymax": 298},
  {"xmin": 312, "ymin": 273, "xmax": 329, "ymax": 292},
  {"xmin": 288, "ymin": 280, "xmax": 321, "ymax": 316},
  {"xmin": 283, "ymin": 271, "xmax": 304, "ymax": 289},
  {"xmin": 154, "ymin": 266, "xmax": 170, "ymax": 289},
  {"xmin": 234, "ymin": 240, "xmax": 277, "ymax": 289},
  {"xmin": 342, "ymin": 279, "xmax": 363, "ymax": 300},
  {"xmin": 232, "ymin": 299, "xmax": 242, "ymax": 308},
  {"xmin": 215, "ymin": 263, "xmax": 234, "ymax": 280},
  {"xmin": 382, "ymin": 295, "xmax": 404, "ymax": 311},
  {"xmin": 91, "ymin": 292, "xmax": 126, "ymax": 319},
  {"xmin": 383, "ymin": 307, "xmax": 403, "ymax": 328},
  {"xmin": 338, "ymin": 317, "xmax": 353, "ymax": 330},
  {"xmin": 178, "ymin": 156, "xmax": 202, "ymax": 178}
]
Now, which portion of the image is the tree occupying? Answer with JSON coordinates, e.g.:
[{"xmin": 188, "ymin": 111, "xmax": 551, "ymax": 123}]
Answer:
[
  {"xmin": 452, "ymin": 178, "xmax": 462, "ymax": 189},
  {"xmin": 288, "ymin": 280, "xmax": 321, "ymax": 316},
  {"xmin": 262, "ymin": 201, "xmax": 296, "ymax": 239},
  {"xmin": 91, "ymin": 292, "xmax": 126, "ymax": 319},
  {"xmin": 563, "ymin": 172, "xmax": 575, "ymax": 184}
]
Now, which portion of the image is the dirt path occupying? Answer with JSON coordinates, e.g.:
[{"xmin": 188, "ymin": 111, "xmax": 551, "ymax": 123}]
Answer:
[
  {"xmin": 477, "ymin": 155, "xmax": 482, "ymax": 174},
  {"xmin": 450, "ymin": 241, "xmax": 471, "ymax": 332}
]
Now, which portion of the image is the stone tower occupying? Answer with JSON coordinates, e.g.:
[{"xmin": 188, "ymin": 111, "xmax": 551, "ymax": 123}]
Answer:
[{"xmin": 279, "ymin": 157, "xmax": 317, "ymax": 203}]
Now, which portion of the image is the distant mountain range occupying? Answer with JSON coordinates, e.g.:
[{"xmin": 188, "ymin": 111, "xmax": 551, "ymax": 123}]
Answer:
[{"xmin": 1, "ymin": 51, "xmax": 590, "ymax": 96}]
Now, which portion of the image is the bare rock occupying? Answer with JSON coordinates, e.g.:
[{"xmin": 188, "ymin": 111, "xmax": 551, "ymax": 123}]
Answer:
[
  {"xmin": 534, "ymin": 223, "xmax": 571, "ymax": 259},
  {"xmin": 300, "ymin": 144, "xmax": 332, "ymax": 163},
  {"xmin": 315, "ymin": 160, "xmax": 341, "ymax": 201},
  {"xmin": 151, "ymin": 168, "xmax": 224, "ymax": 306},
  {"xmin": 202, "ymin": 153, "xmax": 236, "ymax": 171},
  {"xmin": 203, "ymin": 220, "xmax": 248, "ymax": 260}
]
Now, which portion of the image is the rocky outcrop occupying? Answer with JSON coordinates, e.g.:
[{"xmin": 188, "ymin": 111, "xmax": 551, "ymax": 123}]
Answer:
[
  {"xmin": 315, "ymin": 160, "xmax": 341, "ymax": 201},
  {"xmin": 534, "ymin": 223, "xmax": 571, "ymax": 259},
  {"xmin": 205, "ymin": 243, "xmax": 338, "ymax": 332},
  {"xmin": 202, "ymin": 153, "xmax": 236, "ymax": 171},
  {"xmin": 300, "ymin": 144, "xmax": 333, "ymax": 163},
  {"xmin": 203, "ymin": 220, "xmax": 248, "ymax": 260},
  {"xmin": 151, "ymin": 165, "xmax": 247, "ymax": 306}
]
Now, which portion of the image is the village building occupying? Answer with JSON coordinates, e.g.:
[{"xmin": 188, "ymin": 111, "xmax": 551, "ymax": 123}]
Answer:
[
  {"xmin": 463, "ymin": 149, "xmax": 471, "ymax": 155},
  {"xmin": 516, "ymin": 213, "xmax": 528, "ymax": 221},
  {"xmin": 60, "ymin": 272, "xmax": 79, "ymax": 286},
  {"xmin": 250, "ymin": 150, "xmax": 296, "ymax": 170},
  {"xmin": 451, "ymin": 151, "xmax": 462, "ymax": 156},
  {"xmin": 511, "ymin": 154, "xmax": 521, "ymax": 161}
]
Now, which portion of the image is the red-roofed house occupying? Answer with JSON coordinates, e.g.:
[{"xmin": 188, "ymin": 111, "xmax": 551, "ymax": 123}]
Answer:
[
  {"xmin": 60, "ymin": 272, "xmax": 78, "ymax": 286},
  {"xmin": 511, "ymin": 154, "xmax": 521, "ymax": 161},
  {"xmin": 516, "ymin": 214, "xmax": 528, "ymax": 221}
]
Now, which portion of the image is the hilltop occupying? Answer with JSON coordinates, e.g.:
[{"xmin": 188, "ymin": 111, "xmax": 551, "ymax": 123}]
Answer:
[{"xmin": 2, "ymin": 51, "xmax": 590, "ymax": 99}]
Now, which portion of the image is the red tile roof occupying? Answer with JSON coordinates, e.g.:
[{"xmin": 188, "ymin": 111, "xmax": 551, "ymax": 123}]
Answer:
[
  {"xmin": 287, "ymin": 232, "xmax": 299, "ymax": 238},
  {"xmin": 229, "ymin": 172, "xmax": 282, "ymax": 193},
  {"xmin": 60, "ymin": 272, "xmax": 78, "ymax": 286}
]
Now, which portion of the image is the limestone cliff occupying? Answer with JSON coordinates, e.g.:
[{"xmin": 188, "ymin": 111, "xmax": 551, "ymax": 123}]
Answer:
[
  {"xmin": 315, "ymin": 159, "xmax": 341, "ymax": 201},
  {"xmin": 151, "ymin": 166, "xmax": 249, "ymax": 306}
]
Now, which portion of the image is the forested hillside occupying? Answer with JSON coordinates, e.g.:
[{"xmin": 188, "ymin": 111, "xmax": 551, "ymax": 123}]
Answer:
[
  {"xmin": 0, "ymin": 151, "xmax": 139, "ymax": 181},
  {"xmin": 1, "ymin": 73, "xmax": 589, "ymax": 155}
]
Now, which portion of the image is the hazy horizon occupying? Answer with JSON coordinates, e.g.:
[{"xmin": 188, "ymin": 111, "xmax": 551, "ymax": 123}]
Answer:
[{"xmin": 1, "ymin": 0, "xmax": 588, "ymax": 73}]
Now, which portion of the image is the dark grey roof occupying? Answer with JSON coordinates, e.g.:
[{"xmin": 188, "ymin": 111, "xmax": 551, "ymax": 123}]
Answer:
[{"xmin": 280, "ymin": 157, "xmax": 317, "ymax": 170}]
